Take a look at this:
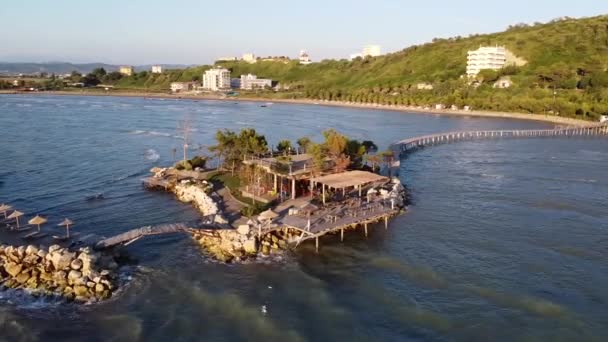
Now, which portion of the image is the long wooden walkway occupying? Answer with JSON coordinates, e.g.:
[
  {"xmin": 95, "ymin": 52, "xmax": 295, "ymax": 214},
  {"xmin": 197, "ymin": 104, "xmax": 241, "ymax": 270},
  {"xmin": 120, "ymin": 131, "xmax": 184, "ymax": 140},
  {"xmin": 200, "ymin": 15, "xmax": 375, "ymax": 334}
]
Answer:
[
  {"xmin": 94, "ymin": 222, "xmax": 229, "ymax": 249},
  {"xmin": 393, "ymin": 123, "xmax": 608, "ymax": 153}
]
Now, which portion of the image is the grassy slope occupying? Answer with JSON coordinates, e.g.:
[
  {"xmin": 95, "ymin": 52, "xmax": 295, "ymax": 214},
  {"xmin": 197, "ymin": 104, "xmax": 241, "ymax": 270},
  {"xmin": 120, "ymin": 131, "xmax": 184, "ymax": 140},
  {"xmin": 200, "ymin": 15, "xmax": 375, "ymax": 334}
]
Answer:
[{"xmin": 112, "ymin": 15, "xmax": 608, "ymax": 119}]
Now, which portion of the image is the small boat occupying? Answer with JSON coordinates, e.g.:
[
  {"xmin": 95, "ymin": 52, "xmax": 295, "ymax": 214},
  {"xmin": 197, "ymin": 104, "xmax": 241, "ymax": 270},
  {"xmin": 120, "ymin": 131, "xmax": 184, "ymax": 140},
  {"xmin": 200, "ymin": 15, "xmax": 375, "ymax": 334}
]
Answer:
[{"xmin": 260, "ymin": 105, "xmax": 267, "ymax": 108}]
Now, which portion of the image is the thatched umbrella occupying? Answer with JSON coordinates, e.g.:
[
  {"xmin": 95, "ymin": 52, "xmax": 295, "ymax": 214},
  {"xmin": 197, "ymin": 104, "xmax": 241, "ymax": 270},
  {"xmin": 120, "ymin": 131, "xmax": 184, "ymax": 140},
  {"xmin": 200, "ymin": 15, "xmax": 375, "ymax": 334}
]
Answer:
[
  {"xmin": 258, "ymin": 209, "xmax": 278, "ymax": 221},
  {"xmin": 28, "ymin": 215, "xmax": 47, "ymax": 233},
  {"xmin": 57, "ymin": 218, "xmax": 74, "ymax": 238},
  {"xmin": 0, "ymin": 204, "xmax": 12, "ymax": 218},
  {"xmin": 7, "ymin": 210, "xmax": 24, "ymax": 228}
]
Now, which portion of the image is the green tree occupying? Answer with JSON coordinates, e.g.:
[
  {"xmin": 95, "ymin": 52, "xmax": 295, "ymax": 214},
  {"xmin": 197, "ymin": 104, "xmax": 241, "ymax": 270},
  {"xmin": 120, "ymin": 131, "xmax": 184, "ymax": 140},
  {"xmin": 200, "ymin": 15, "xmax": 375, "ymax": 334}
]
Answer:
[{"xmin": 276, "ymin": 140, "xmax": 292, "ymax": 154}]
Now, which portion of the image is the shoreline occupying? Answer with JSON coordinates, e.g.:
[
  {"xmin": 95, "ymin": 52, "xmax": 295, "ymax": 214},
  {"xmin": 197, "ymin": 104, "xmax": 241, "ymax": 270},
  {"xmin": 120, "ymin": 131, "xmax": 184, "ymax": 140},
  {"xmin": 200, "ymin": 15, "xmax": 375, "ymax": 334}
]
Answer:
[{"xmin": 0, "ymin": 90, "xmax": 592, "ymax": 126}]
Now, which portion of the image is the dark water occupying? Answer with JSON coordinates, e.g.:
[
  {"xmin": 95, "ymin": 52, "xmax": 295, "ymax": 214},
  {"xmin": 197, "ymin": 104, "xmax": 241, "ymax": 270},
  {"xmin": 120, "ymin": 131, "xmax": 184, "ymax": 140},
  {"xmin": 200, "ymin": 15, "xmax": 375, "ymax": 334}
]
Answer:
[{"xmin": 0, "ymin": 95, "xmax": 606, "ymax": 341}]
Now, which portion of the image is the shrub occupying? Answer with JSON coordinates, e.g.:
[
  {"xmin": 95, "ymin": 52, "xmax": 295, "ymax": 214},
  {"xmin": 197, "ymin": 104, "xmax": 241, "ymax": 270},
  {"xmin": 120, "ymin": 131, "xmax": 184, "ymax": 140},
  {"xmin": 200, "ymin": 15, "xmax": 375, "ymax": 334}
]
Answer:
[{"xmin": 190, "ymin": 156, "xmax": 207, "ymax": 169}]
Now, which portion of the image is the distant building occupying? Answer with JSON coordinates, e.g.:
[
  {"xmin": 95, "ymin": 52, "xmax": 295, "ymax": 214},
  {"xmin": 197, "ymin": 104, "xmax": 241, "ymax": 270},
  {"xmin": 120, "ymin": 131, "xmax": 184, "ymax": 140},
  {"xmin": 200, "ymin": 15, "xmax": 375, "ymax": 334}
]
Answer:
[
  {"xmin": 242, "ymin": 53, "xmax": 256, "ymax": 63},
  {"xmin": 493, "ymin": 76, "xmax": 512, "ymax": 89},
  {"xmin": 416, "ymin": 82, "xmax": 434, "ymax": 90},
  {"xmin": 600, "ymin": 115, "xmax": 608, "ymax": 123},
  {"xmin": 217, "ymin": 56, "xmax": 238, "ymax": 62},
  {"xmin": 202, "ymin": 68, "xmax": 231, "ymax": 91},
  {"xmin": 466, "ymin": 46, "xmax": 507, "ymax": 77},
  {"xmin": 299, "ymin": 50, "xmax": 312, "ymax": 65},
  {"xmin": 119, "ymin": 66, "xmax": 134, "ymax": 76},
  {"xmin": 151, "ymin": 65, "xmax": 163, "ymax": 74},
  {"xmin": 240, "ymin": 74, "xmax": 272, "ymax": 90},
  {"xmin": 362, "ymin": 45, "xmax": 382, "ymax": 57},
  {"xmin": 170, "ymin": 82, "xmax": 195, "ymax": 93},
  {"xmin": 435, "ymin": 104, "xmax": 446, "ymax": 110}
]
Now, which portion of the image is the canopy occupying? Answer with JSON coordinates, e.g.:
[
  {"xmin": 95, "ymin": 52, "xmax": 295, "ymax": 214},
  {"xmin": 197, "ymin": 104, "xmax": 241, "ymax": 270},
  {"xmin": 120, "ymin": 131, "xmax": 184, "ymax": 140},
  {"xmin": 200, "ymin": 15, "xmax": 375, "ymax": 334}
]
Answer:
[
  {"xmin": 0, "ymin": 204, "xmax": 12, "ymax": 213},
  {"xmin": 258, "ymin": 209, "xmax": 279, "ymax": 220},
  {"xmin": 311, "ymin": 170, "xmax": 388, "ymax": 189},
  {"xmin": 299, "ymin": 202, "xmax": 319, "ymax": 213},
  {"xmin": 7, "ymin": 210, "xmax": 24, "ymax": 219},
  {"xmin": 58, "ymin": 218, "xmax": 73, "ymax": 227},
  {"xmin": 28, "ymin": 215, "xmax": 48, "ymax": 225}
]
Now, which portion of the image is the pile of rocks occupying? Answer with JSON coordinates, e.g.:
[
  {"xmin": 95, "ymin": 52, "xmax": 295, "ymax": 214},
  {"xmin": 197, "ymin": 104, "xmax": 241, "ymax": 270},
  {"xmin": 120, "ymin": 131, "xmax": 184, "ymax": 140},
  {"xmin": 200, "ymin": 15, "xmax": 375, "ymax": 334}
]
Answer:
[
  {"xmin": 258, "ymin": 229, "xmax": 298, "ymax": 255},
  {"xmin": 0, "ymin": 244, "xmax": 118, "ymax": 303},
  {"xmin": 174, "ymin": 181, "xmax": 228, "ymax": 224},
  {"xmin": 190, "ymin": 225, "xmax": 298, "ymax": 263},
  {"xmin": 191, "ymin": 226, "xmax": 258, "ymax": 263}
]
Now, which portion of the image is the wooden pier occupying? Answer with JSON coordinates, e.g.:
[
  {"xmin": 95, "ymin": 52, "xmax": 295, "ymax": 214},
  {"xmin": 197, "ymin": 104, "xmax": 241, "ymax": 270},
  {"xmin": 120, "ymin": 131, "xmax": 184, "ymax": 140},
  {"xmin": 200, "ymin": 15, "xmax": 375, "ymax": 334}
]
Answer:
[{"xmin": 393, "ymin": 123, "xmax": 608, "ymax": 154}]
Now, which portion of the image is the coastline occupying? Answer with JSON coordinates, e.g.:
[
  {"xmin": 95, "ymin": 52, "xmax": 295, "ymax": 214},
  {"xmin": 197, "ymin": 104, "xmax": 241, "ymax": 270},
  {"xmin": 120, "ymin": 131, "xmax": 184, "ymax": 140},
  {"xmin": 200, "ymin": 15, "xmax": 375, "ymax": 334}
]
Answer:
[{"xmin": 0, "ymin": 90, "xmax": 592, "ymax": 126}]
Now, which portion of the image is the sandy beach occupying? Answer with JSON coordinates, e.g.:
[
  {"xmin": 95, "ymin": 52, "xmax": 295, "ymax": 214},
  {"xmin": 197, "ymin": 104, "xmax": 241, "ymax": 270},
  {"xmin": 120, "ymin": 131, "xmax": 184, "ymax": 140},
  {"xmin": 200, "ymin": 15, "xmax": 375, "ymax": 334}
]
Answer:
[{"xmin": 0, "ymin": 89, "xmax": 592, "ymax": 126}]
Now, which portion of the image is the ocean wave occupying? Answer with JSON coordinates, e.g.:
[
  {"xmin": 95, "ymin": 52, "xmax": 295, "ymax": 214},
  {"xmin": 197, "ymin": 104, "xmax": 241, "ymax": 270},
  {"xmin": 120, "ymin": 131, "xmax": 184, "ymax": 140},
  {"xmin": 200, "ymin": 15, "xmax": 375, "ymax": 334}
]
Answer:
[
  {"xmin": 144, "ymin": 149, "xmax": 160, "ymax": 162},
  {"xmin": 480, "ymin": 173, "xmax": 504, "ymax": 179}
]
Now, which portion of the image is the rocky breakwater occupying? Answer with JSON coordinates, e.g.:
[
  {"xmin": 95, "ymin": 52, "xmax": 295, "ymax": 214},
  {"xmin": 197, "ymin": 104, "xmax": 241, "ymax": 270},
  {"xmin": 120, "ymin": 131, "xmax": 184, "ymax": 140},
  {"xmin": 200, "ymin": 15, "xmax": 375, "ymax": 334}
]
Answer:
[
  {"xmin": 191, "ymin": 224, "xmax": 258, "ymax": 263},
  {"xmin": 191, "ymin": 225, "xmax": 297, "ymax": 263},
  {"xmin": 174, "ymin": 180, "xmax": 228, "ymax": 225},
  {"xmin": 0, "ymin": 244, "xmax": 118, "ymax": 303}
]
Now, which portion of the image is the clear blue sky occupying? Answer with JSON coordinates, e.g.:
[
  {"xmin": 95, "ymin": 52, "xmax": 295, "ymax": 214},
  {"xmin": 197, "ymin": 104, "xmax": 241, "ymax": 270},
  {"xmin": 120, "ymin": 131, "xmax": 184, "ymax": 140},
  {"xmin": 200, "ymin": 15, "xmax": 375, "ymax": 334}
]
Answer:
[{"xmin": 1, "ymin": 0, "xmax": 606, "ymax": 65}]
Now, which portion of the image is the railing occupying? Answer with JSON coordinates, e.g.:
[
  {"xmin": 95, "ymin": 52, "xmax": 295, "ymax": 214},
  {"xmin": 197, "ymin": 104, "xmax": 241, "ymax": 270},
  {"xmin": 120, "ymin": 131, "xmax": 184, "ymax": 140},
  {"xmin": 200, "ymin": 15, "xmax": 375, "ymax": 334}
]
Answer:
[{"xmin": 393, "ymin": 124, "xmax": 608, "ymax": 152}]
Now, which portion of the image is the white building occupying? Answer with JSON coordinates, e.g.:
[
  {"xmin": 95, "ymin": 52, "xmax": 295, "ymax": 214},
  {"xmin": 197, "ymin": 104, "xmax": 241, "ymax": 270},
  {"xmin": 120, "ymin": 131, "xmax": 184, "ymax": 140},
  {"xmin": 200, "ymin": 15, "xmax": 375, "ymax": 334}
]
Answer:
[
  {"xmin": 119, "ymin": 66, "xmax": 134, "ymax": 76},
  {"xmin": 217, "ymin": 56, "xmax": 238, "ymax": 62},
  {"xmin": 362, "ymin": 45, "xmax": 382, "ymax": 57},
  {"xmin": 240, "ymin": 74, "xmax": 272, "ymax": 90},
  {"xmin": 242, "ymin": 53, "xmax": 256, "ymax": 63},
  {"xmin": 466, "ymin": 46, "xmax": 507, "ymax": 77},
  {"xmin": 151, "ymin": 65, "xmax": 163, "ymax": 74},
  {"xmin": 202, "ymin": 68, "xmax": 231, "ymax": 91},
  {"xmin": 170, "ymin": 82, "xmax": 195, "ymax": 93},
  {"xmin": 493, "ymin": 76, "xmax": 512, "ymax": 88},
  {"xmin": 299, "ymin": 50, "xmax": 312, "ymax": 65},
  {"xmin": 600, "ymin": 115, "xmax": 608, "ymax": 123}
]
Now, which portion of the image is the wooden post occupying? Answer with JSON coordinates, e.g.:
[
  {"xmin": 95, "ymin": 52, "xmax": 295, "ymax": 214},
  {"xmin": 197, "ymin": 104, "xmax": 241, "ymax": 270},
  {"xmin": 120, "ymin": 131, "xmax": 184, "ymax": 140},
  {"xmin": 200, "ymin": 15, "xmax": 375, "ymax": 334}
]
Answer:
[
  {"xmin": 340, "ymin": 228, "xmax": 344, "ymax": 242},
  {"xmin": 315, "ymin": 236, "xmax": 319, "ymax": 253},
  {"xmin": 322, "ymin": 183, "xmax": 326, "ymax": 204},
  {"xmin": 358, "ymin": 184, "xmax": 362, "ymax": 197},
  {"xmin": 291, "ymin": 178, "xmax": 296, "ymax": 199},
  {"xmin": 364, "ymin": 223, "xmax": 368, "ymax": 237},
  {"xmin": 273, "ymin": 174, "xmax": 277, "ymax": 192}
]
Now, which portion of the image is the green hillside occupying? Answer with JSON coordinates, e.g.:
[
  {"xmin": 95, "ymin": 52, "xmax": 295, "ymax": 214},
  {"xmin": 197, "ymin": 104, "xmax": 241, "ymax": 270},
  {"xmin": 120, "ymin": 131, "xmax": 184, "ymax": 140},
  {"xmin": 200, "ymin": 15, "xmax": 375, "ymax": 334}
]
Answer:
[{"xmin": 112, "ymin": 15, "xmax": 608, "ymax": 120}]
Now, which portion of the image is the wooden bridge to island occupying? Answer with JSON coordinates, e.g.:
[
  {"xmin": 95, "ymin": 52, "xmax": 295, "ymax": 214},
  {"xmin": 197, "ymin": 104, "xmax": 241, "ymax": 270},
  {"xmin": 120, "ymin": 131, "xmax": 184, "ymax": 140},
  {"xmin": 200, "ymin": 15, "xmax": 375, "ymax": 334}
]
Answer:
[{"xmin": 393, "ymin": 123, "xmax": 608, "ymax": 154}]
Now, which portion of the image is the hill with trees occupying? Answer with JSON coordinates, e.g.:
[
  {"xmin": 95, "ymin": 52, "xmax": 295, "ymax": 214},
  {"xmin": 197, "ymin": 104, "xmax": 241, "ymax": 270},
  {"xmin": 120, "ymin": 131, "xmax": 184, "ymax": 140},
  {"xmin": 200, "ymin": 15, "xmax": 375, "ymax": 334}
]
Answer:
[{"xmin": 48, "ymin": 15, "xmax": 608, "ymax": 120}]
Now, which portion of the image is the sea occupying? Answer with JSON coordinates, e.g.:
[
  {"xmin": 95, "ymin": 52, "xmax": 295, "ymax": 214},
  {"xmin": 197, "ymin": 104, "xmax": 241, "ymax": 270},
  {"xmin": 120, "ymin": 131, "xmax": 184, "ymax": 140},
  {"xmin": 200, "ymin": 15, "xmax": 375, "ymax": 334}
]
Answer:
[{"xmin": 0, "ymin": 94, "xmax": 606, "ymax": 341}]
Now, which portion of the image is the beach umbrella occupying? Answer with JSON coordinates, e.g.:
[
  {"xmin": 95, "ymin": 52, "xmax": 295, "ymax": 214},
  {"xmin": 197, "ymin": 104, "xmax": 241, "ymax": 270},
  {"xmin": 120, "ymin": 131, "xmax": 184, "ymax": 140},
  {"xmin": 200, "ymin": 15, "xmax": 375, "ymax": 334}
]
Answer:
[
  {"xmin": 7, "ymin": 210, "xmax": 24, "ymax": 228},
  {"xmin": 57, "ymin": 218, "xmax": 74, "ymax": 238},
  {"xmin": 28, "ymin": 215, "xmax": 48, "ymax": 232},
  {"xmin": 258, "ymin": 209, "xmax": 279, "ymax": 221},
  {"xmin": 0, "ymin": 204, "xmax": 12, "ymax": 218}
]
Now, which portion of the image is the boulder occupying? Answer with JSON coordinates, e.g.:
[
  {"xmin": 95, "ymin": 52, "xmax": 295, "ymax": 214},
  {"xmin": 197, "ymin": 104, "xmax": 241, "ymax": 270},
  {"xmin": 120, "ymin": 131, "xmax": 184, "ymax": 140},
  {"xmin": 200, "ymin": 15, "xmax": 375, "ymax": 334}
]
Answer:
[
  {"xmin": 48, "ymin": 245, "xmax": 61, "ymax": 254},
  {"xmin": 4, "ymin": 262, "xmax": 22, "ymax": 277},
  {"xmin": 261, "ymin": 245, "xmax": 270, "ymax": 255},
  {"xmin": 243, "ymin": 239, "xmax": 258, "ymax": 254},
  {"xmin": 15, "ymin": 271, "xmax": 31, "ymax": 284},
  {"xmin": 25, "ymin": 245, "xmax": 39, "ymax": 256},
  {"xmin": 73, "ymin": 285, "xmax": 89, "ymax": 297},
  {"xmin": 95, "ymin": 283, "xmax": 105, "ymax": 293},
  {"xmin": 237, "ymin": 225, "xmax": 250, "ymax": 235},
  {"xmin": 70, "ymin": 258, "xmax": 83, "ymax": 270},
  {"xmin": 67, "ymin": 270, "xmax": 82, "ymax": 283},
  {"xmin": 50, "ymin": 251, "xmax": 75, "ymax": 271}
]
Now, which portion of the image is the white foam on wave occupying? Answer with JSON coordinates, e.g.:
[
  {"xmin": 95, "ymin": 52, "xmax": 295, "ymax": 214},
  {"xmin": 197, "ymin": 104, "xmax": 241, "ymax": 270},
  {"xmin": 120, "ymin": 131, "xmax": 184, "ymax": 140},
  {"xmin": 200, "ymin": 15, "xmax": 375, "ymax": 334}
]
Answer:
[{"xmin": 144, "ymin": 149, "xmax": 160, "ymax": 162}]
